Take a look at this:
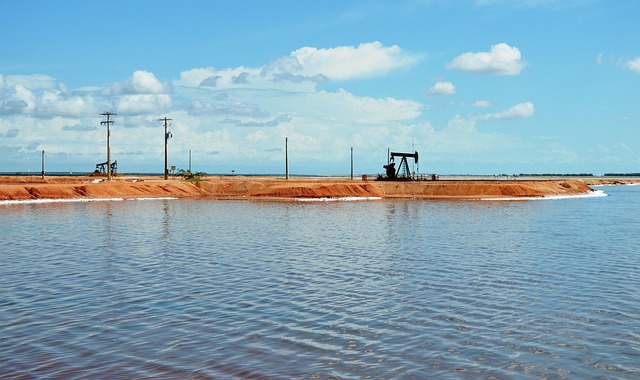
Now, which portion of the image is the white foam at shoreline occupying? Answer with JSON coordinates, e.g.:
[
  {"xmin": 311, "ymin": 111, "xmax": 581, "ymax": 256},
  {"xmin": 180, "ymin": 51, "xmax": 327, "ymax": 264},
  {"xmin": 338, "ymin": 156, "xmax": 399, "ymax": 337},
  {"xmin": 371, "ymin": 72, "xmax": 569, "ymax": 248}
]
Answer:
[
  {"xmin": 0, "ymin": 197, "xmax": 177, "ymax": 206},
  {"xmin": 481, "ymin": 190, "xmax": 608, "ymax": 201},
  {"xmin": 1, "ymin": 191, "xmax": 608, "ymax": 205},
  {"xmin": 591, "ymin": 183, "xmax": 640, "ymax": 187},
  {"xmin": 296, "ymin": 197, "xmax": 383, "ymax": 202}
]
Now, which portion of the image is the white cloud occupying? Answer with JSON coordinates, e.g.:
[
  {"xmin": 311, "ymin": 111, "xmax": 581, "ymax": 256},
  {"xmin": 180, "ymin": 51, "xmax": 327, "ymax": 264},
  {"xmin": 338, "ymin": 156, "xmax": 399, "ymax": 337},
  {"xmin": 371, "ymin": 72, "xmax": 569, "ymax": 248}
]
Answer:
[
  {"xmin": 0, "ymin": 41, "xmax": 548, "ymax": 174},
  {"xmin": 427, "ymin": 81, "xmax": 456, "ymax": 97},
  {"xmin": 40, "ymin": 90, "xmax": 97, "ymax": 115},
  {"xmin": 626, "ymin": 57, "xmax": 640, "ymax": 73},
  {"xmin": 424, "ymin": 116, "xmax": 528, "ymax": 163},
  {"xmin": 472, "ymin": 100, "xmax": 493, "ymax": 107},
  {"xmin": 246, "ymin": 130, "xmax": 267, "ymax": 142},
  {"xmin": 177, "ymin": 67, "xmax": 217, "ymax": 87},
  {"xmin": 447, "ymin": 43, "xmax": 526, "ymax": 75},
  {"xmin": 107, "ymin": 70, "xmax": 171, "ymax": 95},
  {"xmin": 176, "ymin": 42, "xmax": 419, "ymax": 94},
  {"xmin": 177, "ymin": 65, "xmax": 318, "ymax": 93},
  {"xmin": 298, "ymin": 89, "xmax": 423, "ymax": 123},
  {"xmin": 476, "ymin": 102, "xmax": 534, "ymax": 121},
  {"xmin": 4, "ymin": 74, "xmax": 58, "ymax": 90},
  {"xmin": 9, "ymin": 84, "xmax": 37, "ymax": 111},
  {"xmin": 114, "ymin": 94, "xmax": 172, "ymax": 115},
  {"xmin": 288, "ymin": 41, "xmax": 420, "ymax": 80}
]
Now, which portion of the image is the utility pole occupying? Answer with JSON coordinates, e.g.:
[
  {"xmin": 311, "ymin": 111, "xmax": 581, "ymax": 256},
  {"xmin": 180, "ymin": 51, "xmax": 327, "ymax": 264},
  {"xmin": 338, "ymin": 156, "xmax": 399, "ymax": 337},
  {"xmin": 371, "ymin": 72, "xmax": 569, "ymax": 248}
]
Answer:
[
  {"xmin": 100, "ymin": 112, "xmax": 116, "ymax": 181},
  {"xmin": 350, "ymin": 147, "xmax": 354, "ymax": 180},
  {"xmin": 285, "ymin": 137, "xmax": 289, "ymax": 180},
  {"xmin": 160, "ymin": 117, "xmax": 172, "ymax": 180}
]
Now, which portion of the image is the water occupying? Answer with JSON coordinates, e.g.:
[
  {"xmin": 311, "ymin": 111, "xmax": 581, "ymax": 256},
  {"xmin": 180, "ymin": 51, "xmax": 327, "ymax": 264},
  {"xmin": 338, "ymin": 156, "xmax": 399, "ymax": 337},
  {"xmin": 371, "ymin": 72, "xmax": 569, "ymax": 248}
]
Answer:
[{"xmin": 1, "ymin": 186, "xmax": 638, "ymax": 379}]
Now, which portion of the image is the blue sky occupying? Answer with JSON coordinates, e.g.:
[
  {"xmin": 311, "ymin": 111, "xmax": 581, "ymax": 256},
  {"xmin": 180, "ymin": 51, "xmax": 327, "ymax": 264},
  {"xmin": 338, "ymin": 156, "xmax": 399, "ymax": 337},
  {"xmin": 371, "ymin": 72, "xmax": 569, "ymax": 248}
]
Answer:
[{"xmin": 1, "ymin": 0, "xmax": 638, "ymax": 175}]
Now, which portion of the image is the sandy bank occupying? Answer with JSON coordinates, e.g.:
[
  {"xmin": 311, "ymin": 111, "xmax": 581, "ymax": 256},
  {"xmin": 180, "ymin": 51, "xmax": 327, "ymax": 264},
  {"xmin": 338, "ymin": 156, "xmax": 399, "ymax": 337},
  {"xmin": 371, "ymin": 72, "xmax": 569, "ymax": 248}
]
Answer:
[
  {"xmin": 583, "ymin": 178, "xmax": 640, "ymax": 186},
  {"xmin": 0, "ymin": 176, "xmax": 600, "ymax": 202}
]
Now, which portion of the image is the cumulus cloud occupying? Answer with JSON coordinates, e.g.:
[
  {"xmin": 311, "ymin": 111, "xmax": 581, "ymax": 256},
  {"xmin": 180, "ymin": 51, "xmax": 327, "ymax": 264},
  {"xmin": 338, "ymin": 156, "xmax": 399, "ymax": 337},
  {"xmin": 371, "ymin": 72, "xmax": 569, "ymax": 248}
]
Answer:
[
  {"xmin": 200, "ymin": 76, "xmax": 222, "ymax": 87},
  {"xmin": 114, "ymin": 94, "xmax": 172, "ymax": 115},
  {"xmin": 176, "ymin": 42, "xmax": 418, "ymax": 93},
  {"xmin": 0, "ymin": 99, "xmax": 30, "ymax": 114},
  {"xmin": 39, "ymin": 90, "xmax": 97, "ymax": 116},
  {"xmin": 177, "ymin": 68, "xmax": 217, "ymax": 87},
  {"xmin": 448, "ymin": 43, "xmax": 526, "ymax": 75},
  {"xmin": 427, "ymin": 81, "xmax": 456, "ymax": 97},
  {"xmin": 287, "ymin": 41, "xmax": 420, "ymax": 80},
  {"xmin": 476, "ymin": 102, "xmax": 534, "ymax": 120},
  {"xmin": 626, "ymin": 57, "xmax": 640, "ymax": 73},
  {"xmin": 3, "ymin": 41, "xmax": 544, "ymax": 174},
  {"xmin": 0, "ymin": 74, "xmax": 101, "ymax": 117},
  {"xmin": 107, "ymin": 70, "xmax": 171, "ymax": 95},
  {"xmin": 303, "ymin": 89, "xmax": 423, "ymax": 123},
  {"xmin": 232, "ymin": 72, "xmax": 251, "ymax": 84},
  {"xmin": 270, "ymin": 72, "xmax": 328, "ymax": 84},
  {"xmin": 4, "ymin": 74, "xmax": 58, "ymax": 90},
  {"xmin": 2, "ymin": 84, "xmax": 37, "ymax": 112}
]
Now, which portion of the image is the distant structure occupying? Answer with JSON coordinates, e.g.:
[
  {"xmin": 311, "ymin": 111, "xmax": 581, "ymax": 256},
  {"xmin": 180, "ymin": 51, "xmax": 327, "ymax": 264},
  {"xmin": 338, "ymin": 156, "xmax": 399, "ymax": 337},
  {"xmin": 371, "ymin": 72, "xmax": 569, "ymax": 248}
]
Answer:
[
  {"xmin": 377, "ymin": 151, "xmax": 419, "ymax": 181},
  {"xmin": 94, "ymin": 160, "xmax": 117, "ymax": 176},
  {"xmin": 160, "ymin": 117, "xmax": 172, "ymax": 180},
  {"xmin": 100, "ymin": 112, "xmax": 116, "ymax": 181}
]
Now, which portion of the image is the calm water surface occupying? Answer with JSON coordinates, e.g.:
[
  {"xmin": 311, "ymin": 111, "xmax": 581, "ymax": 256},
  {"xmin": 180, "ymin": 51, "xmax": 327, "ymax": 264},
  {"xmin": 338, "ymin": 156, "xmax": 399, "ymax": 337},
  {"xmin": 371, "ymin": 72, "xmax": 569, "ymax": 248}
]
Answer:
[{"xmin": 1, "ymin": 186, "xmax": 639, "ymax": 379}]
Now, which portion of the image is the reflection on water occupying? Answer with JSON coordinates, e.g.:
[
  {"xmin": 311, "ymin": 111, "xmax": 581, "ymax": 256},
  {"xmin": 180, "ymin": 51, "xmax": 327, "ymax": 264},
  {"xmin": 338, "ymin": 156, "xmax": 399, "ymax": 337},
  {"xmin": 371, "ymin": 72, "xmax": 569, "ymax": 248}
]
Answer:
[{"xmin": 1, "ymin": 187, "xmax": 639, "ymax": 379}]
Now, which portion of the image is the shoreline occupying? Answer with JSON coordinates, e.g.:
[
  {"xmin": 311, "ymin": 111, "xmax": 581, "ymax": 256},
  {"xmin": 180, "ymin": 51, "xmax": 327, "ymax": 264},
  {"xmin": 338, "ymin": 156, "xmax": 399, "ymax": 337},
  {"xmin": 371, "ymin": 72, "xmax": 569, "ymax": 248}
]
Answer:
[{"xmin": 0, "ymin": 175, "xmax": 621, "ymax": 202}]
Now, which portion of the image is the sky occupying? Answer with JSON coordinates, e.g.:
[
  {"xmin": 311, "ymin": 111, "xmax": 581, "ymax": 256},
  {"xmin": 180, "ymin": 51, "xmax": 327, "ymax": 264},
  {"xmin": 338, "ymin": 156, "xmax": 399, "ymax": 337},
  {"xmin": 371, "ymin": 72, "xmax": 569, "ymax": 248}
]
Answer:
[{"xmin": 1, "ymin": 0, "xmax": 638, "ymax": 176}]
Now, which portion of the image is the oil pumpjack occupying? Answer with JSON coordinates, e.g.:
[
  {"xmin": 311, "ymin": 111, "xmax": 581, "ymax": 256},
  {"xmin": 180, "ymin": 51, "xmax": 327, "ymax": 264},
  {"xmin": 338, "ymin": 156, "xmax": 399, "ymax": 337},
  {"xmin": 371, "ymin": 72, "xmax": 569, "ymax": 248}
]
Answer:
[
  {"xmin": 94, "ymin": 160, "xmax": 118, "ymax": 176},
  {"xmin": 378, "ymin": 151, "xmax": 419, "ymax": 180}
]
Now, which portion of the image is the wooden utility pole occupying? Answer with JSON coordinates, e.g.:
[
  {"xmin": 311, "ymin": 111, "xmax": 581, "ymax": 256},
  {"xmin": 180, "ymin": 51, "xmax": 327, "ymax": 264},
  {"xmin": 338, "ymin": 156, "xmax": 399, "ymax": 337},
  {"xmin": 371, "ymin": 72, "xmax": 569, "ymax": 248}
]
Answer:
[
  {"xmin": 100, "ymin": 112, "xmax": 116, "ymax": 181},
  {"xmin": 160, "ymin": 117, "xmax": 172, "ymax": 180},
  {"xmin": 350, "ymin": 147, "xmax": 353, "ymax": 180},
  {"xmin": 285, "ymin": 137, "xmax": 289, "ymax": 180}
]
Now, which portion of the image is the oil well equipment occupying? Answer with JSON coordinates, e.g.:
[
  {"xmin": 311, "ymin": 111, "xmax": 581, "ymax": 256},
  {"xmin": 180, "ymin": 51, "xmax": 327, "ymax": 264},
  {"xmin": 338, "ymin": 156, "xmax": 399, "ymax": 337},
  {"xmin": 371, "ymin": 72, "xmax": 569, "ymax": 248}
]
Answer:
[
  {"xmin": 378, "ymin": 151, "xmax": 419, "ymax": 181},
  {"xmin": 94, "ymin": 160, "xmax": 118, "ymax": 176}
]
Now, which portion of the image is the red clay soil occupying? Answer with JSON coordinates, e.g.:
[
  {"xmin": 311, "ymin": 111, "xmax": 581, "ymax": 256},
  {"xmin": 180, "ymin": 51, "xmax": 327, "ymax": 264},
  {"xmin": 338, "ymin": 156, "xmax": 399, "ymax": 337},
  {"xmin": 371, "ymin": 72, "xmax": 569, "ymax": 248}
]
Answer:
[{"xmin": 0, "ymin": 176, "xmax": 598, "ymax": 201}]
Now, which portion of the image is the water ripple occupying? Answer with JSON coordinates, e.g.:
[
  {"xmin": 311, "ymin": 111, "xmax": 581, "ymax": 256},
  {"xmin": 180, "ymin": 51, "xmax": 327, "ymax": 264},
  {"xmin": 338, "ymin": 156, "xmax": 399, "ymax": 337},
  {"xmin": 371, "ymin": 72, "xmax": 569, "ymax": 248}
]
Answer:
[{"xmin": 1, "ymin": 189, "xmax": 639, "ymax": 378}]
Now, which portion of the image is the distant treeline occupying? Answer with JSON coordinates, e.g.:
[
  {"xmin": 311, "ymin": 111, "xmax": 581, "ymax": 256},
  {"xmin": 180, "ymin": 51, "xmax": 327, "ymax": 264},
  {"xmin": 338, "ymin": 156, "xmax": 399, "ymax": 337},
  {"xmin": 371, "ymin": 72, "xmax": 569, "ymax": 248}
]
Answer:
[
  {"xmin": 604, "ymin": 173, "xmax": 640, "ymax": 177},
  {"xmin": 517, "ymin": 173, "xmax": 594, "ymax": 177}
]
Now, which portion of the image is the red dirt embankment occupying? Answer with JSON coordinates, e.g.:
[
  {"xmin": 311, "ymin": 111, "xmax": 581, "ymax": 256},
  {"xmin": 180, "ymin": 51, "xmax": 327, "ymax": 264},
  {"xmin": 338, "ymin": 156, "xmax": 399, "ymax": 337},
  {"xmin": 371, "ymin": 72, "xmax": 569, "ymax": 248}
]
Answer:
[{"xmin": 0, "ymin": 176, "xmax": 596, "ymax": 201}]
